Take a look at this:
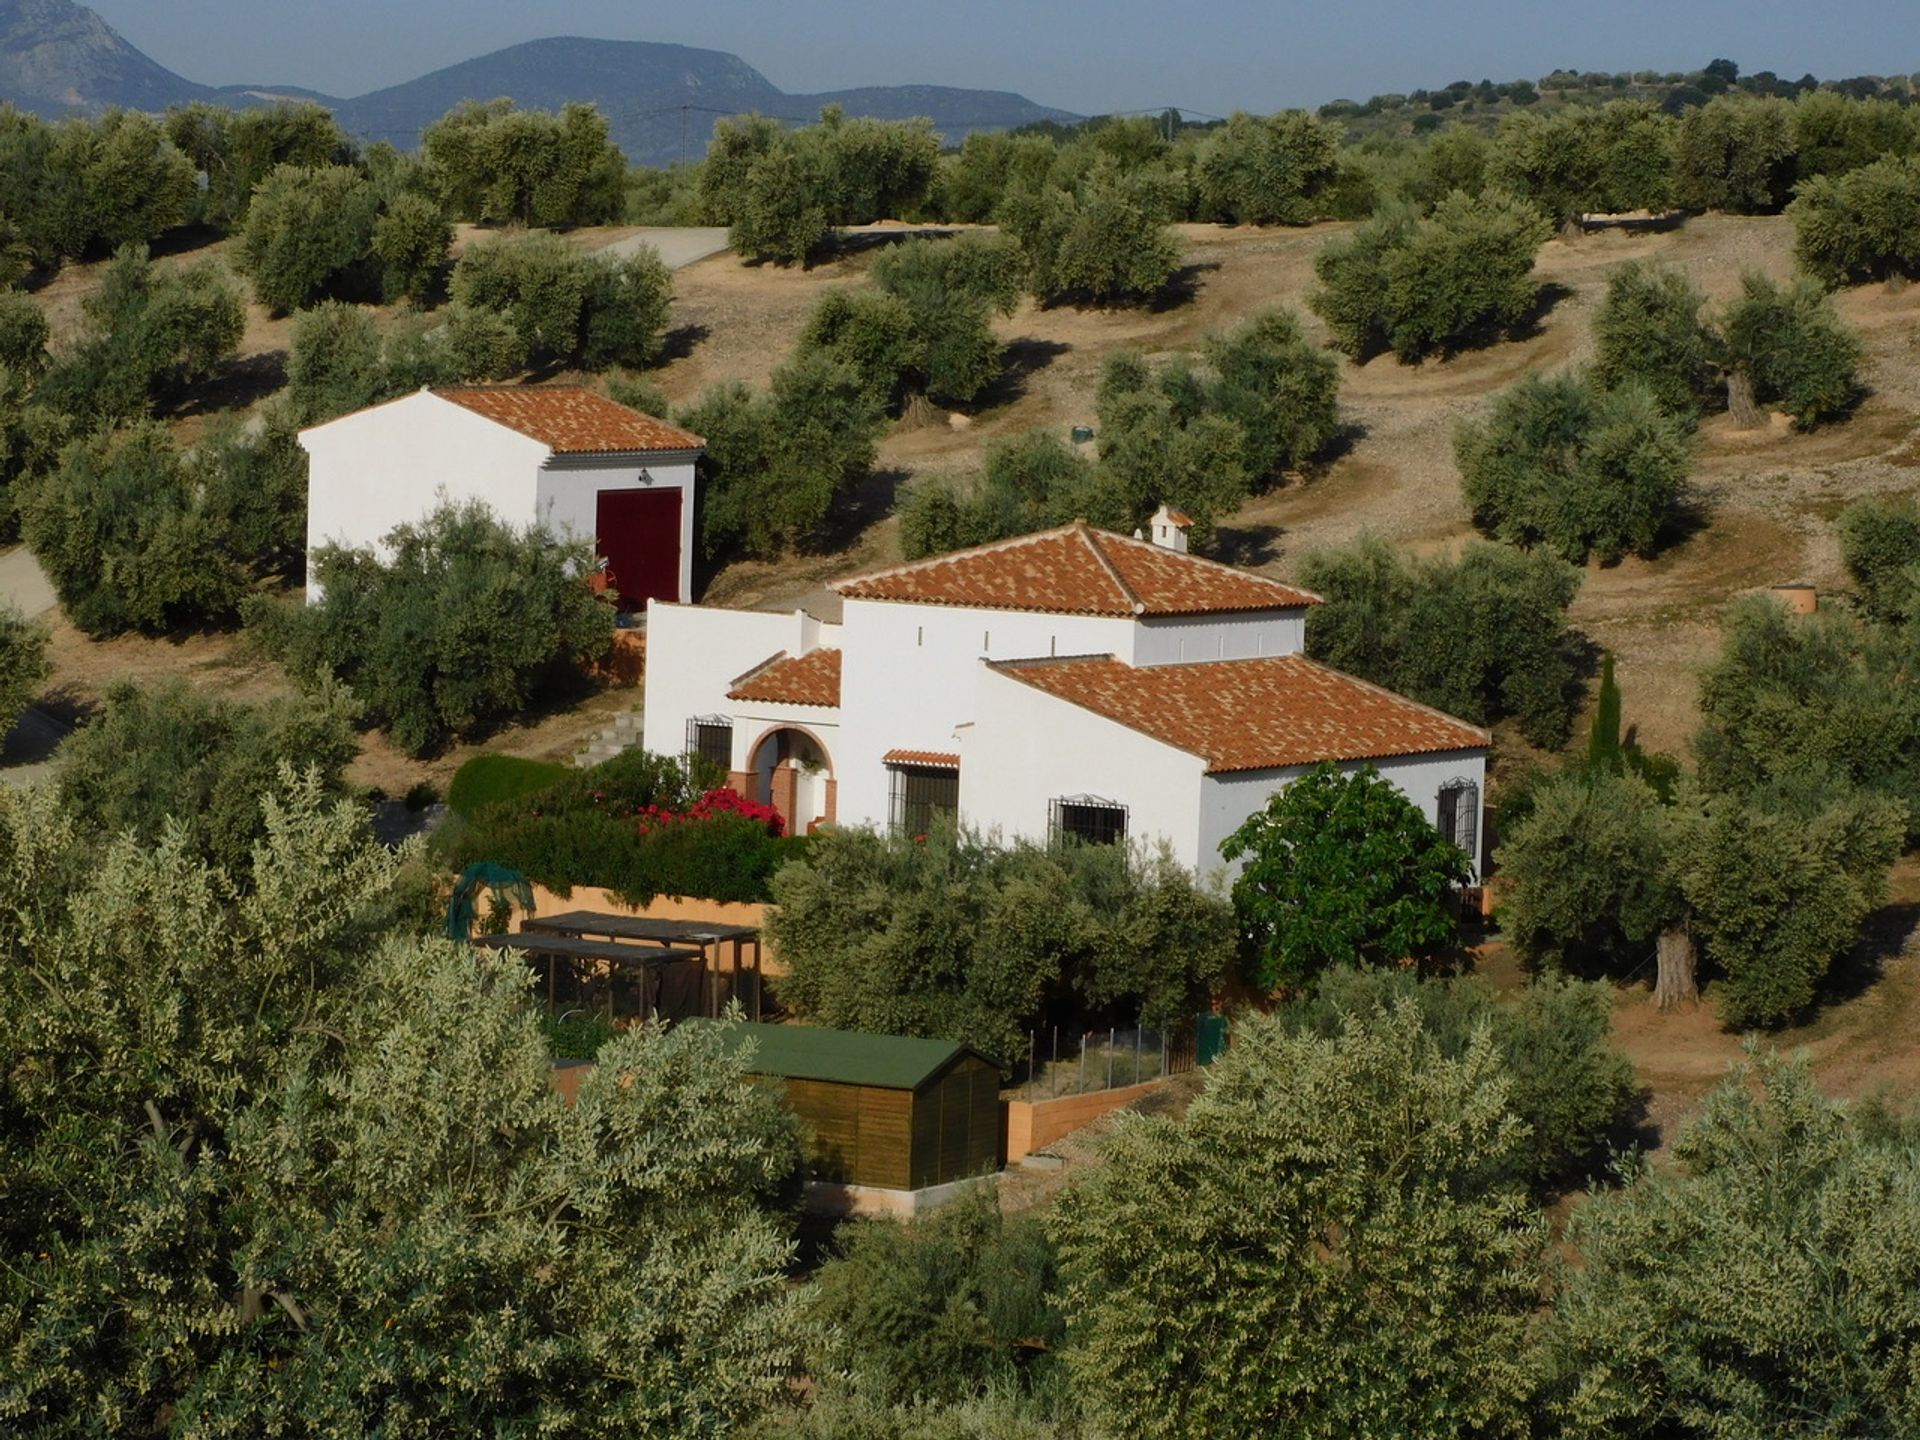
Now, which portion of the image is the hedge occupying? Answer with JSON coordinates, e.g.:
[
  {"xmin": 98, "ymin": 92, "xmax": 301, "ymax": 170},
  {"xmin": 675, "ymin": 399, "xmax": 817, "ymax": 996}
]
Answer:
[{"xmin": 447, "ymin": 754, "xmax": 571, "ymax": 817}]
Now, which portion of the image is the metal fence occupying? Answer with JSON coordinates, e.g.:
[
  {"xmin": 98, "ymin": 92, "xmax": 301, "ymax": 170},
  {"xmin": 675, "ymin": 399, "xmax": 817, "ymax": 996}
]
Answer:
[{"xmin": 1003, "ymin": 1013, "xmax": 1225, "ymax": 1100}]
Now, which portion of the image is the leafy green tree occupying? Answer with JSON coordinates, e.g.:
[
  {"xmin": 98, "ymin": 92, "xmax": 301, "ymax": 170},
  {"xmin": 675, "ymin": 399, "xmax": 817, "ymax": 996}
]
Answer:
[
  {"xmin": 680, "ymin": 352, "xmax": 883, "ymax": 559},
  {"xmin": 0, "ymin": 776, "xmax": 805, "ymax": 1435},
  {"xmin": 1193, "ymin": 109, "xmax": 1343, "ymax": 224},
  {"xmin": 1789, "ymin": 154, "xmax": 1920, "ymax": 287},
  {"xmin": 421, "ymin": 100, "xmax": 627, "ymax": 227},
  {"xmin": 1495, "ymin": 768, "xmax": 1679, "ymax": 975},
  {"xmin": 1488, "ymin": 102, "xmax": 1674, "ymax": 224},
  {"xmin": 804, "ymin": 1189, "xmax": 1064, "ymax": 1410},
  {"xmin": 58, "ymin": 679, "xmax": 359, "ymax": 876},
  {"xmin": 450, "ymin": 232, "xmax": 672, "ymax": 370},
  {"xmin": 0, "ymin": 601, "xmax": 48, "ymax": 739},
  {"xmin": 1837, "ymin": 494, "xmax": 1920, "ymax": 623},
  {"xmin": 241, "ymin": 163, "xmax": 381, "ymax": 313},
  {"xmin": 20, "ymin": 423, "xmax": 247, "ymax": 635},
  {"xmin": 1718, "ymin": 271, "xmax": 1862, "ymax": 427},
  {"xmin": 578, "ymin": 244, "xmax": 675, "ymax": 369},
  {"xmin": 1053, "ymin": 1004, "xmax": 1545, "ymax": 1440},
  {"xmin": 799, "ymin": 288, "xmax": 921, "ymax": 409},
  {"xmin": 1456, "ymin": 371, "xmax": 1691, "ymax": 563},
  {"xmin": 1541, "ymin": 1052, "xmax": 1920, "ymax": 1435},
  {"xmin": 1409, "ymin": 125, "xmax": 1490, "ymax": 208},
  {"xmin": 27, "ymin": 110, "xmax": 195, "ymax": 263},
  {"xmin": 1198, "ymin": 306, "xmax": 1342, "ymax": 478},
  {"xmin": 193, "ymin": 408, "xmax": 310, "ymax": 581},
  {"xmin": 1000, "ymin": 159, "xmax": 1182, "ymax": 306},
  {"xmin": 868, "ymin": 234, "xmax": 1024, "ymax": 405},
  {"xmin": 254, "ymin": 500, "xmax": 615, "ymax": 755},
  {"xmin": 0, "ymin": 290, "xmax": 48, "ymax": 374},
  {"xmin": 1672, "ymin": 94, "xmax": 1799, "ymax": 212},
  {"xmin": 166, "ymin": 101, "xmax": 352, "ymax": 230},
  {"xmin": 1693, "ymin": 594, "xmax": 1920, "ymax": 833},
  {"xmin": 812, "ymin": 107, "xmax": 941, "ymax": 224},
  {"xmin": 1311, "ymin": 191, "xmax": 1549, "ymax": 360},
  {"xmin": 371, "ymin": 190, "xmax": 453, "ymax": 304},
  {"xmin": 39, "ymin": 245, "xmax": 244, "ymax": 424},
  {"xmin": 1300, "ymin": 535, "xmax": 1583, "ymax": 746},
  {"xmin": 1221, "ymin": 762, "xmax": 1471, "ymax": 993},
  {"xmin": 1591, "ymin": 260, "xmax": 1717, "ymax": 415},
  {"xmin": 767, "ymin": 826, "xmax": 1232, "ymax": 1063},
  {"xmin": 934, "ymin": 130, "xmax": 1060, "ymax": 224},
  {"xmin": 1094, "ymin": 353, "xmax": 1250, "ymax": 538},
  {"xmin": 284, "ymin": 299, "xmax": 387, "ymax": 423},
  {"xmin": 1277, "ymin": 967, "xmax": 1637, "ymax": 1185},
  {"xmin": 898, "ymin": 431, "xmax": 1102, "ymax": 560}
]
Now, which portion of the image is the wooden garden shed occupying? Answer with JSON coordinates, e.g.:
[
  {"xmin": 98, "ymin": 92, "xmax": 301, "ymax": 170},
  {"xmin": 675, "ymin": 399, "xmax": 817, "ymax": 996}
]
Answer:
[{"xmin": 699, "ymin": 1022, "xmax": 1002, "ymax": 1190}]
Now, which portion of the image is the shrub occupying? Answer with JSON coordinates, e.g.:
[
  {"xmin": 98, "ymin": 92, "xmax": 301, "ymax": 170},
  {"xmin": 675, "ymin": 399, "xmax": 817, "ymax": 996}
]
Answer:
[
  {"xmin": 1789, "ymin": 154, "xmax": 1920, "ymax": 288},
  {"xmin": 1455, "ymin": 371, "xmax": 1691, "ymax": 563},
  {"xmin": 0, "ymin": 290, "xmax": 49, "ymax": 374},
  {"xmin": 1719, "ymin": 272, "xmax": 1862, "ymax": 427},
  {"xmin": 58, "ymin": 678, "xmax": 360, "ymax": 876},
  {"xmin": 241, "ymin": 163, "xmax": 381, "ymax": 313},
  {"xmin": 445, "ymin": 748, "xmax": 808, "ymax": 904},
  {"xmin": 20, "ymin": 423, "xmax": 246, "ymax": 635},
  {"xmin": 1541, "ymin": 1053, "xmax": 1920, "ymax": 1434},
  {"xmin": 1277, "ymin": 967, "xmax": 1637, "ymax": 1185},
  {"xmin": 446, "ymin": 754, "xmax": 571, "ymax": 817},
  {"xmin": 681, "ymin": 351, "xmax": 883, "ymax": 559},
  {"xmin": 1301, "ymin": 535, "xmax": 1584, "ymax": 746},
  {"xmin": 768, "ymin": 826, "xmax": 1233, "ymax": 1063},
  {"xmin": 1837, "ymin": 495, "xmax": 1920, "ymax": 623},
  {"xmin": 254, "ymin": 500, "xmax": 615, "ymax": 755},
  {"xmin": 1590, "ymin": 260, "xmax": 1716, "ymax": 415},
  {"xmin": 0, "ymin": 601, "xmax": 49, "ymax": 738},
  {"xmin": 1053, "ymin": 1005, "xmax": 1545, "ymax": 1440},
  {"xmin": 1311, "ymin": 191, "xmax": 1549, "ymax": 360},
  {"xmin": 1220, "ymin": 761, "xmax": 1471, "ymax": 993},
  {"xmin": 805, "ymin": 1189, "xmax": 1065, "ymax": 1409}
]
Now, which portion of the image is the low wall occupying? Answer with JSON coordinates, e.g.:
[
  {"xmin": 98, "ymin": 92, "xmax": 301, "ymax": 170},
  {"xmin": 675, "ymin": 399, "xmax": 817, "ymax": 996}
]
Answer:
[
  {"xmin": 588, "ymin": 629, "xmax": 646, "ymax": 688},
  {"xmin": 519, "ymin": 883, "xmax": 782, "ymax": 974},
  {"xmin": 1004, "ymin": 1078, "xmax": 1165, "ymax": 1163}
]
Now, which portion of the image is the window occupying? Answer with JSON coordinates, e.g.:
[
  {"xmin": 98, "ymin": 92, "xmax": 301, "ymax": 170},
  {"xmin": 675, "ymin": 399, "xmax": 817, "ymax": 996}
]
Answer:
[
  {"xmin": 685, "ymin": 716, "xmax": 732, "ymax": 775},
  {"xmin": 890, "ymin": 764, "xmax": 958, "ymax": 837},
  {"xmin": 1050, "ymin": 795, "xmax": 1128, "ymax": 846},
  {"xmin": 1437, "ymin": 778, "xmax": 1480, "ymax": 869}
]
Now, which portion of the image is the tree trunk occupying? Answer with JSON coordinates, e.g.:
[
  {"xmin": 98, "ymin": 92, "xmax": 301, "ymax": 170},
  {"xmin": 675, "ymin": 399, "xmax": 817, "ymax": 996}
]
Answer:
[
  {"xmin": 1726, "ymin": 367, "xmax": 1762, "ymax": 429},
  {"xmin": 1654, "ymin": 922, "xmax": 1699, "ymax": 1011}
]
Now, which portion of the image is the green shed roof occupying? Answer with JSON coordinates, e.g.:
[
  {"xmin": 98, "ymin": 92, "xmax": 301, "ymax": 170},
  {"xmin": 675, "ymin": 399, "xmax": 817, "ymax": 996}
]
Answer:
[{"xmin": 688, "ymin": 1021, "xmax": 990, "ymax": 1091}]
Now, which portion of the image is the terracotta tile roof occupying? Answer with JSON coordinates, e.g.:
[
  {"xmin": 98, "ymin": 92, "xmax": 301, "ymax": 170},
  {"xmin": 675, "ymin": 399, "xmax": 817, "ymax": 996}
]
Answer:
[
  {"xmin": 832, "ymin": 523, "xmax": 1319, "ymax": 617},
  {"xmin": 727, "ymin": 649, "xmax": 841, "ymax": 707},
  {"xmin": 883, "ymin": 749, "xmax": 960, "ymax": 768},
  {"xmin": 434, "ymin": 385, "xmax": 704, "ymax": 454},
  {"xmin": 989, "ymin": 654, "xmax": 1488, "ymax": 773}
]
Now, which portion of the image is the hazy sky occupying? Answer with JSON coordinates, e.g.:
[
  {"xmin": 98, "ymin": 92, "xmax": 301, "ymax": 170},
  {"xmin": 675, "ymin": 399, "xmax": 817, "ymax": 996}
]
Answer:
[{"xmin": 87, "ymin": 1, "xmax": 1920, "ymax": 115}]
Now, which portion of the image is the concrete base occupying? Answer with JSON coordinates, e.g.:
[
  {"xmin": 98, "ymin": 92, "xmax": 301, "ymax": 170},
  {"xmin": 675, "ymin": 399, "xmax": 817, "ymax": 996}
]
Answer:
[{"xmin": 804, "ymin": 1173, "xmax": 999, "ymax": 1219}]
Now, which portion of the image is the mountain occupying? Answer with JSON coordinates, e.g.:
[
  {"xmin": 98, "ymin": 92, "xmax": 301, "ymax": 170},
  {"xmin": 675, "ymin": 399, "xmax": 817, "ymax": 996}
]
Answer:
[{"xmin": 0, "ymin": 3, "xmax": 1078, "ymax": 164}]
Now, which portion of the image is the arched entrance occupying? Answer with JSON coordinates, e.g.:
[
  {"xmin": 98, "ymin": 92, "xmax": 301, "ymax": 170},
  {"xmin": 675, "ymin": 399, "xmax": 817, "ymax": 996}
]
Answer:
[{"xmin": 746, "ymin": 726, "xmax": 836, "ymax": 835}]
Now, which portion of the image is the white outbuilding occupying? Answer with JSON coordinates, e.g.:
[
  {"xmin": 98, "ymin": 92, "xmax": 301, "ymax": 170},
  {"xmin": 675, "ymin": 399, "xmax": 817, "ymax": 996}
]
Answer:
[
  {"xmin": 642, "ymin": 511, "xmax": 1489, "ymax": 878},
  {"xmin": 299, "ymin": 385, "xmax": 704, "ymax": 608}
]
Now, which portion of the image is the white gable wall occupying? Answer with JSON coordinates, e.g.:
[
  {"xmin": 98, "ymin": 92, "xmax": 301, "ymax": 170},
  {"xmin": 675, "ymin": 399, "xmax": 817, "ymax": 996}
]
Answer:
[
  {"xmin": 302, "ymin": 391, "xmax": 548, "ymax": 597},
  {"xmin": 835, "ymin": 598, "xmax": 1141, "ymax": 827},
  {"xmin": 537, "ymin": 453, "xmax": 698, "ymax": 605},
  {"xmin": 962, "ymin": 662, "xmax": 1209, "ymax": 865}
]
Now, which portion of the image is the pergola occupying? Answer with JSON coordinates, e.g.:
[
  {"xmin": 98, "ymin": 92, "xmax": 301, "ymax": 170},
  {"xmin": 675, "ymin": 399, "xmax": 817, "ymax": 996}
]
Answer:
[{"xmin": 479, "ymin": 910, "xmax": 765, "ymax": 1022}]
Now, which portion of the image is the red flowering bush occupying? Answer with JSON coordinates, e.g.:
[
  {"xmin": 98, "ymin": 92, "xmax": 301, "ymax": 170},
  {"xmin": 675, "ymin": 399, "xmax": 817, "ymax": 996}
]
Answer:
[{"xmin": 635, "ymin": 787, "xmax": 784, "ymax": 838}]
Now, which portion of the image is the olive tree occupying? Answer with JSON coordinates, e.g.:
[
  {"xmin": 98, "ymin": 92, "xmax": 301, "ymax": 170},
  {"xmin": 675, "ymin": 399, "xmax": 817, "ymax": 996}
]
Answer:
[
  {"xmin": 1053, "ymin": 1004, "xmax": 1545, "ymax": 1440},
  {"xmin": 1672, "ymin": 94, "xmax": 1798, "ymax": 213},
  {"xmin": 999, "ymin": 159, "xmax": 1182, "ymax": 306},
  {"xmin": 1789, "ymin": 154, "xmax": 1920, "ymax": 288},
  {"xmin": 1837, "ymin": 494, "xmax": 1920, "ymax": 623},
  {"xmin": 422, "ymin": 100, "xmax": 627, "ymax": 227},
  {"xmin": 1456, "ymin": 371, "xmax": 1691, "ymax": 563},
  {"xmin": 0, "ymin": 602, "xmax": 48, "ymax": 740},
  {"xmin": 1591, "ymin": 260, "xmax": 1717, "ymax": 416},
  {"xmin": 241, "ymin": 163, "xmax": 382, "ymax": 313},
  {"xmin": 1718, "ymin": 272, "xmax": 1862, "ymax": 428},
  {"xmin": 371, "ymin": 191, "xmax": 453, "ymax": 304},
  {"xmin": 1193, "ymin": 109, "xmax": 1343, "ymax": 224}
]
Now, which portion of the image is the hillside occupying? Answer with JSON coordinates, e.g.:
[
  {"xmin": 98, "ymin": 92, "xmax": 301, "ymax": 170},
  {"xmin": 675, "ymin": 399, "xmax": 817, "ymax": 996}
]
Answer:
[{"xmin": 0, "ymin": 3, "xmax": 1079, "ymax": 163}]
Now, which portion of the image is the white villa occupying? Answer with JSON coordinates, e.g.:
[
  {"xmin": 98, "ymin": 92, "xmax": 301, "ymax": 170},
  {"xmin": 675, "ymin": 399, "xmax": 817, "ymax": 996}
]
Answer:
[
  {"xmin": 300, "ymin": 386, "xmax": 705, "ymax": 608},
  {"xmin": 643, "ymin": 509, "xmax": 1489, "ymax": 876}
]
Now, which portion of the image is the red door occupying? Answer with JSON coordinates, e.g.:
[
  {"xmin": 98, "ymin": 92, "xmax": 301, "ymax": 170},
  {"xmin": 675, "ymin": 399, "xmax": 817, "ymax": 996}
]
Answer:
[{"xmin": 596, "ymin": 488, "xmax": 682, "ymax": 610}]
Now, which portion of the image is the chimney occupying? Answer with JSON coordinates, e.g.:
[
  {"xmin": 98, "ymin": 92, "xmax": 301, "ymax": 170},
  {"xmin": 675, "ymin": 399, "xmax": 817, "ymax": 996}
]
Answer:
[{"xmin": 1149, "ymin": 504, "xmax": 1191, "ymax": 554}]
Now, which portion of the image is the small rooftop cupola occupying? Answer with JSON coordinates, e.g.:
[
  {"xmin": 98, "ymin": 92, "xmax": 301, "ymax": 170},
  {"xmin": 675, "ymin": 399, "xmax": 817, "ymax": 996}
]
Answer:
[{"xmin": 1149, "ymin": 504, "xmax": 1192, "ymax": 554}]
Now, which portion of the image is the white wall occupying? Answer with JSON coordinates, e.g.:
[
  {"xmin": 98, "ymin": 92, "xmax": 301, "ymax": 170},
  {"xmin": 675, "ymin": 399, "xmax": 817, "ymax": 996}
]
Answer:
[
  {"xmin": 835, "ymin": 598, "xmax": 1141, "ymax": 827},
  {"xmin": 536, "ymin": 453, "xmax": 698, "ymax": 604},
  {"xmin": 1197, "ymin": 748, "xmax": 1489, "ymax": 881},
  {"xmin": 1132, "ymin": 610, "xmax": 1307, "ymax": 666},
  {"xmin": 301, "ymin": 391, "xmax": 548, "ymax": 598},
  {"xmin": 641, "ymin": 604, "xmax": 841, "ymax": 764},
  {"xmin": 962, "ymin": 662, "xmax": 1209, "ymax": 864}
]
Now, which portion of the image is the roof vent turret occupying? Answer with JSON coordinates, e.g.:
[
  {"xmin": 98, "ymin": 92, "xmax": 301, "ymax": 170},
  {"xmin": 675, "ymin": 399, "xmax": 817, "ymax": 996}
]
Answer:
[{"xmin": 1149, "ymin": 504, "xmax": 1191, "ymax": 554}]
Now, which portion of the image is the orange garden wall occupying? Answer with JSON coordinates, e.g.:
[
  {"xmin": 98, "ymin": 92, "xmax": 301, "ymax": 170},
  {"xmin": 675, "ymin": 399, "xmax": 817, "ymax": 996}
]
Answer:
[{"xmin": 1003, "ymin": 1079, "xmax": 1166, "ymax": 1163}]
